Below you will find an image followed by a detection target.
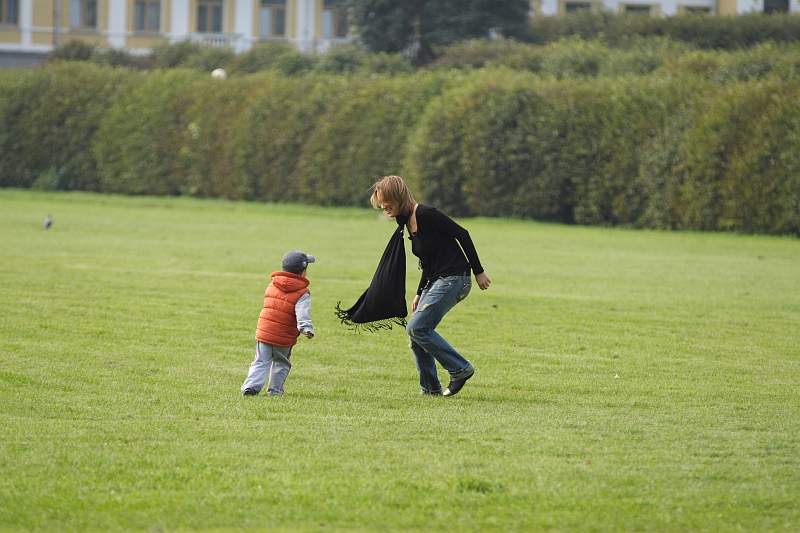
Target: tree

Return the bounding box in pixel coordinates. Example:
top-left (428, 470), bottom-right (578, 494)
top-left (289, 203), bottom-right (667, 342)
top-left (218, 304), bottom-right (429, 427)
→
top-left (347, 0), bottom-right (530, 65)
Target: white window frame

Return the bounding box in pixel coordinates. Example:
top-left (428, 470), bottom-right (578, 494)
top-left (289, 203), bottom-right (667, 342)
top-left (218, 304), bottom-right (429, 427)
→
top-left (197, 0), bottom-right (224, 33)
top-left (0, 0), bottom-right (20, 25)
top-left (134, 0), bottom-right (161, 32)
top-left (260, 0), bottom-right (287, 39)
top-left (70, 0), bottom-right (98, 29)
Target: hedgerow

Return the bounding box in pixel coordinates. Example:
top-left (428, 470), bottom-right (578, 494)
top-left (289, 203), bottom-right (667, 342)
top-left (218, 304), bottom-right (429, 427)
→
top-left (1, 57), bottom-right (798, 234)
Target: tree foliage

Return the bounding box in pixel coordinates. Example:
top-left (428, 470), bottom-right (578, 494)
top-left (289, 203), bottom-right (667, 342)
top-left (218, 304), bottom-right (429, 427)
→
top-left (347, 0), bottom-right (530, 64)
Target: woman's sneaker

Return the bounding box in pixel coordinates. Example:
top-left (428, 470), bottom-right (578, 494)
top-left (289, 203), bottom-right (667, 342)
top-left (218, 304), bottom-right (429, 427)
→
top-left (443, 367), bottom-right (475, 397)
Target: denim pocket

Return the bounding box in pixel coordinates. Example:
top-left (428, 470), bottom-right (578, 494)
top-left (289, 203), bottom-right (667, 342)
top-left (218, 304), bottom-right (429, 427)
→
top-left (456, 277), bottom-right (471, 302)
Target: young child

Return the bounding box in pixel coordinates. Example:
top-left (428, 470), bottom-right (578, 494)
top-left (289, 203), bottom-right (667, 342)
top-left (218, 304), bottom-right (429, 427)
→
top-left (241, 250), bottom-right (315, 396)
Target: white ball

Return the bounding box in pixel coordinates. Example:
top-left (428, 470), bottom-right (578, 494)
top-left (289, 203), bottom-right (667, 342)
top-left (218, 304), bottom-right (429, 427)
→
top-left (211, 68), bottom-right (227, 80)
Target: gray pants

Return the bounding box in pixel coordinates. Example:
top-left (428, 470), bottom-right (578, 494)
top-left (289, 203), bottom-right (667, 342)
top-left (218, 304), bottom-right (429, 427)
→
top-left (241, 341), bottom-right (292, 395)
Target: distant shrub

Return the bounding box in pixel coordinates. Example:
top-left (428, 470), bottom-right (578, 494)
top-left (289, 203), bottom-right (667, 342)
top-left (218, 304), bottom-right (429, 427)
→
top-left (313, 44), bottom-right (368, 74)
top-left (48, 40), bottom-right (96, 61)
top-left (2, 61), bottom-right (797, 234)
top-left (296, 72), bottom-right (452, 206)
top-left (529, 12), bottom-right (800, 49)
top-left (230, 42), bottom-right (316, 75)
top-left (674, 81), bottom-right (800, 233)
top-left (433, 36), bottom-right (691, 77)
top-left (0, 63), bottom-right (131, 190)
top-left (407, 71), bottom-right (715, 226)
top-left (150, 41), bottom-right (204, 68)
top-left (181, 46), bottom-right (236, 72)
top-left (91, 47), bottom-right (152, 69)
top-left (181, 76), bottom-right (269, 199)
top-left (660, 41), bottom-right (800, 82)
top-left (233, 76), bottom-right (333, 202)
top-left (360, 51), bottom-right (414, 75)
top-left (312, 44), bottom-right (412, 75)
top-left (431, 38), bottom-right (545, 71)
top-left (95, 69), bottom-right (201, 195)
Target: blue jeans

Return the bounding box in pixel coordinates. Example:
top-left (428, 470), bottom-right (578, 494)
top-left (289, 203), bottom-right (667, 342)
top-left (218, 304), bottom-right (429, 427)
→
top-left (406, 275), bottom-right (474, 394)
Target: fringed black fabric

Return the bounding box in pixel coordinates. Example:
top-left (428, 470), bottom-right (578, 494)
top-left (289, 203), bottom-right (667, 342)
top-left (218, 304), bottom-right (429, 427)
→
top-left (335, 220), bottom-right (408, 332)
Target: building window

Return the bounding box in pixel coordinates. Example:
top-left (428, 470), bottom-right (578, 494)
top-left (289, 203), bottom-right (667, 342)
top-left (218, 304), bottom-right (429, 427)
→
top-left (134, 0), bottom-right (160, 32)
top-left (198, 0), bottom-right (223, 33)
top-left (623, 3), bottom-right (652, 13)
top-left (70, 0), bottom-right (98, 29)
top-left (763, 0), bottom-right (789, 12)
top-left (260, 0), bottom-right (286, 38)
top-left (322, 0), bottom-right (348, 39)
top-left (565, 1), bottom-right (592, 12)
top-left (681, 5), bottom-right (711, 13)
top-left (0, 0), bottom-right (19, 25)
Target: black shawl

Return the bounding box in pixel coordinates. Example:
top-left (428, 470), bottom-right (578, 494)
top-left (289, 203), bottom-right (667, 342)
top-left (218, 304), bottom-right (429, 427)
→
top-left (335, 217), bottom-right (408, 332)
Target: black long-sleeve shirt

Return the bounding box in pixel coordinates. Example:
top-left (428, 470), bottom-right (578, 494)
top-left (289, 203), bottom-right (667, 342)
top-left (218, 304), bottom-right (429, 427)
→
top-left (408, 204), bottom-right (484, 295)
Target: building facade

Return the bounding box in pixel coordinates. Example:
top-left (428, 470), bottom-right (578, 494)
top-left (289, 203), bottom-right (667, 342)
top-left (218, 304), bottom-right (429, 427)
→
top-left (0, 0), bottom-right (350, 56)
top-left (531, 0), bottom-right (800, 16)
top-left (0, 0), bottom-right (798, 58)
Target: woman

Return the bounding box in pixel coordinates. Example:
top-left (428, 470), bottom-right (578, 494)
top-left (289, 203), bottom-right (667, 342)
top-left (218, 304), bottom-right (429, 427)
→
top-left (370, 175), bottom-right (491, 397)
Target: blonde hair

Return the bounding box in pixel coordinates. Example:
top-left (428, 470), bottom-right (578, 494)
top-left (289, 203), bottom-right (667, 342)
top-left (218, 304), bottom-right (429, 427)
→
top-left (369, 175), bottom-right (416, 215)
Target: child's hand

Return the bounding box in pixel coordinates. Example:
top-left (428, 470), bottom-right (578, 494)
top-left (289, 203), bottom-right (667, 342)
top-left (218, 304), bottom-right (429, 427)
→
top-left (302, 330), bottom-right (314, 339)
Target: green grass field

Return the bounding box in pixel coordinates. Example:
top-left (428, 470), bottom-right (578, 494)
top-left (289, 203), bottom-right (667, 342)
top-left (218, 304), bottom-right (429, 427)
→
top-left (1, 189), bottom-right (798, 531)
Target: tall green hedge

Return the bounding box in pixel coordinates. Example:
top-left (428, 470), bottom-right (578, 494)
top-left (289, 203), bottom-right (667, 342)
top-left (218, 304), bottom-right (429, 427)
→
top-left (675, 81), bottom-right (800, 233)
top-left (529, 12), bottom-right (800, 49)
top-left (181, 76), bottom-right (270, 199)
top-left (0, 63), bottom-right (131, 190)
top-left (1, 63), bottom-right (798, 235)
top-left (295, 72), bottom-right (453, 206)
top-left (94, 69), bottom-right (200, 195)
top-left (233, 75), bottom-right (334, 203)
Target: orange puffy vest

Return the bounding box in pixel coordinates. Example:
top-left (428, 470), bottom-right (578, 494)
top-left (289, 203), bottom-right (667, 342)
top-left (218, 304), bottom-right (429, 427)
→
top-left (255, 271), bottom-right (310, 347)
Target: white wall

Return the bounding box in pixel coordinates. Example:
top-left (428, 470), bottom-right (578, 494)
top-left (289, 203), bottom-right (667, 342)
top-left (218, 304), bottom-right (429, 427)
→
top-left (21, 0), bottom-right (33, 46)
top-left (295, 0), bottom-right (316, 52)
top-left (171, 0), bottom-right (190, 40)
top-left (234, 0), bottom-right (253, 51)
top-left (108, 0), bottom-right (126, 48)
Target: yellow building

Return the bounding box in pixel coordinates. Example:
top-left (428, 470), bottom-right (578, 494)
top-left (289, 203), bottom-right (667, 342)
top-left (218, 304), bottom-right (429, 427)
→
top-left (0, 0), bottom-right (350, 56)
top-left (1, 0), bottom-right (797, 59)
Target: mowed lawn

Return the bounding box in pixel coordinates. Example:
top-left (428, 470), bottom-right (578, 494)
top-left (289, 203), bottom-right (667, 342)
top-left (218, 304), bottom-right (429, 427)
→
top-left (1, 189), bottom-right (798, 531)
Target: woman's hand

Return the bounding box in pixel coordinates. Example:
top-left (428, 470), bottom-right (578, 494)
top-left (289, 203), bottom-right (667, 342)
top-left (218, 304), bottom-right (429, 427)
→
top-left (476, 272), bottom-right (492, 290)
top-left (412, 294), bottom-right (420, 312)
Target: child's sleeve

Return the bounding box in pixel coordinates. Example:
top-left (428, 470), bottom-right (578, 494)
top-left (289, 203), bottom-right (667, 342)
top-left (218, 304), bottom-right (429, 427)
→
top-left (295, 293), bottom-right (314, 334)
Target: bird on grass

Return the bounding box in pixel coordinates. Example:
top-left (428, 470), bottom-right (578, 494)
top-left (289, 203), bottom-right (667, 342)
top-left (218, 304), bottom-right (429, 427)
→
top-left (43, 215), bottom-right (53, 229)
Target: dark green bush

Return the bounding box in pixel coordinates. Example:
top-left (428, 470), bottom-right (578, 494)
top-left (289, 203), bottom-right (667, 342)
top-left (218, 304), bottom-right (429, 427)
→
top-left (660, 41), bottom-right (800, 82)
top-left (414, 70), bottom-right (566, 219)
top-left (359, 52), bottom-right (414, 75)
top-left (311, 44), bottom-right (412, 76)
top-left (229, 42), bottom-right (316, 75)
top-left (529, 12), bottom-right (800, 49)
top-left (48, 40), bottom-right (96, 61)
top-left (313, 44), bottom-right (369, 74)
top-left (0, 63), bottom-right (131, 190)
top-left (181, 76), bottom-right (270, 199)
top-left (233, 75), bottom-right (334, 202)
top-left (432, 36), bottom-right (691, 77)
top-left (431, 39), bottom-right (543, 70)
top-left (182, 46), bottom-right (236, 72)
top-left (150, 41), bottom-right (204, 68)
top-left (2, 61), bottom-right (797, 235)
top-left (407, 72), bottom-right (733, 228)
top-left (91, 47), bottom-right (152, 69)
top-left (675, 81), bottom-right (800, 233)
top-left (404, 72), bottom-right (475, 216)
top-left (295, 72), bottom-right (452, 206)
top-left (94, 69), bottom-right (201, 194)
